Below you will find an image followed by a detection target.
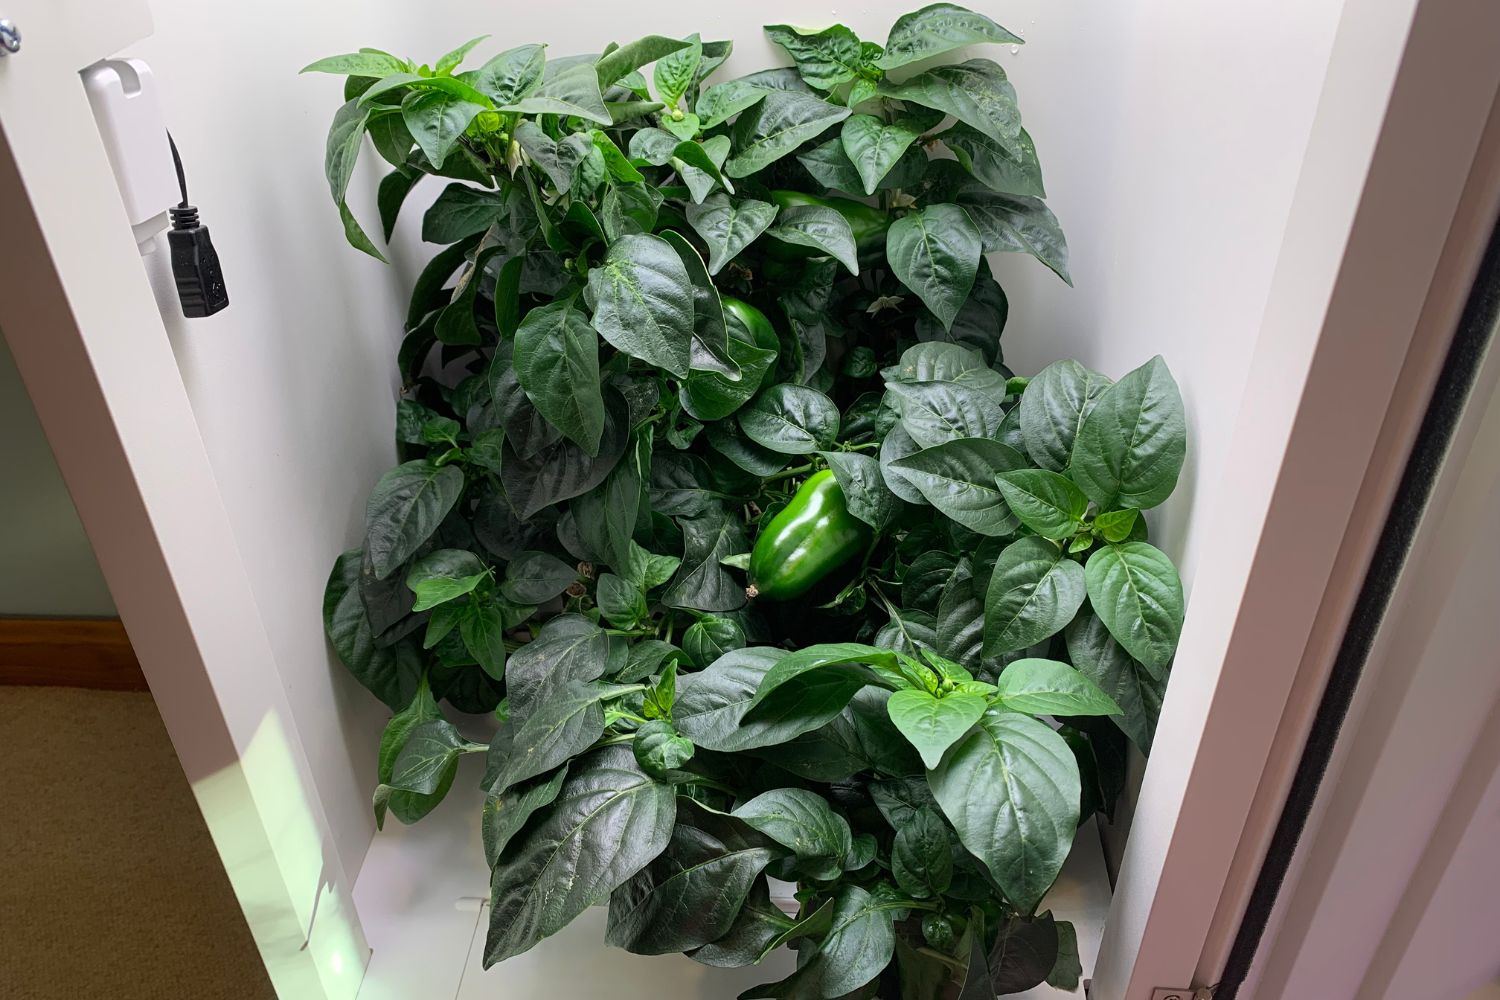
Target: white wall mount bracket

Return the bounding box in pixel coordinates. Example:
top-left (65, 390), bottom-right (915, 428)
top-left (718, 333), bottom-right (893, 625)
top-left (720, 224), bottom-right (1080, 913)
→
top-left (80, 58), bottom-right (177, 251)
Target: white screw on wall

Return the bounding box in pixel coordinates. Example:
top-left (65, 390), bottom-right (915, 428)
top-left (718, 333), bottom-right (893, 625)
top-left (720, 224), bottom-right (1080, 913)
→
top-left (0, 18), bottom-right (20, 56)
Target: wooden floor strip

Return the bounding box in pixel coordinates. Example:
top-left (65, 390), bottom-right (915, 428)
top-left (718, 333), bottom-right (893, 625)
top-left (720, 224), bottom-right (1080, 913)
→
top-left (0, 617), bottom-right (147, 690)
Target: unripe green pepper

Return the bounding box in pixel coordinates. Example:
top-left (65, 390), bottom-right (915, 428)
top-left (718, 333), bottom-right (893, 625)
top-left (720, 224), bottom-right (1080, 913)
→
top-left (749, 470), bottom-right (871, 601)
top-left (721, 296), bottom-right (781, 391)
top-left (768, 190), bottom-right (890, 256)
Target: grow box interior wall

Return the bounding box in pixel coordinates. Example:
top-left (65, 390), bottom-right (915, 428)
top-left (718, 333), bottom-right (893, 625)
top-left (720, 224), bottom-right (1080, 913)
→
top-left (0, 0), bottom-right (1397, 996)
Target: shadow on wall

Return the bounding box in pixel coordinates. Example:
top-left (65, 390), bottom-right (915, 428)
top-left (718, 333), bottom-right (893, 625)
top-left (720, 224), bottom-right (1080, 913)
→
top-left (0, 334), bottom-right (115, 617)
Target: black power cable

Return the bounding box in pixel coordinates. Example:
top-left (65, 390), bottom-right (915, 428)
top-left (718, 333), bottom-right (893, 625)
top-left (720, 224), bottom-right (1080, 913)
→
top-left (165, 131), bottom-right (228, 317)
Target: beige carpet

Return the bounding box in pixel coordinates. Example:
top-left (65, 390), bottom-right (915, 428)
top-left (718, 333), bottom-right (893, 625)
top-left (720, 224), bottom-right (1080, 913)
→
top-left (0, 687), bottom-right (275, 1000)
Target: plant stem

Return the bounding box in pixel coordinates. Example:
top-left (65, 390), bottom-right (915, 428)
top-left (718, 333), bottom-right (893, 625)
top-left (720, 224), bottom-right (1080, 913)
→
top-left (765, 462), bottom-right (814, 484)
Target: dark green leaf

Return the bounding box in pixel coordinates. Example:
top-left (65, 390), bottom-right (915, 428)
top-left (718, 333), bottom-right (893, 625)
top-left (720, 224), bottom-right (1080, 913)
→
top-left (631, 719), bottom-right (696, 778)
top-left (733, 788), bottom-right (852, 879)
top-left (943, 178), bottom-right (1072, 283)
top-left (983, 536), bottom-right (1087, 656)
top-left (514, 300), bottom-right (605, 455)
top-left (944, 123), bottom-right (1045, 197)
top-left (586, 233), bottom-right (694, 377)
top-left (1064, 608), bottom-right (1163, 753)
top-left (1047, 920), bottom-right (1083, 990)
top-left (461, 598), bottom-right (508, 680)
top-left (989, 912), bottom-right (1060, 994)
top-left (675, 647), bottom-right (860, 752)
top-left (879, 58), bottom-right (1021, 155)
top-left (482, 764), bottom-right (568, 865)
top-left (684, 615), bottom-right (746, 668)
top-left (595, 35), bottom-right (692, 88)
top-left (596, 573), bottom-right (647, 627)
top-left (746, 642), bottom-right (895, 713)
top-left (1017, 359), bottom-right (1111, 472)
top-left (663, 505), bottom-right (750, 612)
top-left (739, 886), bottom-right (895, 999)
top-left (513, 121), bottom-right (591, 193)
top-left (994, 469), bottom-right (1089, 540)
top-left (401, 89), bottom-right (486, 169)
top-left (374, 675), bottom-right (444, 827)
top-left (501, 390), bottom-right (630, 518)
top-left (889, 437), bottom-right (1027, 536)
top-left (497, 679), bottom-right (637, 790)
top-left (390, 718), bottom-right (475, 794)
top-left (484, 746), bottom-right (675, 964)
top-left (798, 137), bottom-right (865, 193)
top-left (467, 44), bottom-right (545, 104)
top-left (500, 59), bottom-right (611, 124)
top-left (504, 615), bottom-right (613, 718)
top-left (929, 712), bottom-right (1079, 912)
top-left (764, 23), bottom-right (863, 90)
top-left (1083, 541), bottom-right (1184, 675)
top-left (820, 451), bottom-right (901, 531)
top-left (766, 204), bottom-right (859, 274)
top-left (657, 230), bottom-right (738, 378)
top-left (696, 80), bottom-right (769, 129)
top-left (738, 384), bottom-right (840, 454)
top-left (886, 204), bottom-right (982, 330)
top-left (499, 550), bottom-right (578, 605)
top-left (607, 821), bottom-right (773, 954)
top-left (405, 549), bottom-right (487, 611)
top-left (892, 805), bottom-right (954, 898)
top-left (725, 90), bottom-right (851, 177)
top-left (1070, 356), bottom-right (1186, 510)
top-left (324, 551), bottom-right (423, 709)
top-left (364, 461), bottom-right (465, 579)
top-left (878, 4), bottom-right (1024, 69)
top-left (884, 380), bottom-right (1004, 448)
top-left (685, 193), bottom-right (778, 276)
top-left (378, 168), bottom-right (418, 242)
top-left (841, 113), bottom-right (927, 195)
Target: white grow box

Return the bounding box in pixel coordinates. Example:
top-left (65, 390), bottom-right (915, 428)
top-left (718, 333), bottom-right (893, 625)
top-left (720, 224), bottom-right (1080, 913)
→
top-left (3, 2), bottom-right (1500, 998)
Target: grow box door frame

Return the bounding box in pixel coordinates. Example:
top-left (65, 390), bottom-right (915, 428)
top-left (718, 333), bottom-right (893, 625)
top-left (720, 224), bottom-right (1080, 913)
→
top-left (1, 3), bottom-right (1498, 1000)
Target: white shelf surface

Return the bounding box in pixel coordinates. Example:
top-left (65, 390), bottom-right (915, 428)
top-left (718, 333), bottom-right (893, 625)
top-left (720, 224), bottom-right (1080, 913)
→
top-left (352, 755), bottom-right (1110, 999)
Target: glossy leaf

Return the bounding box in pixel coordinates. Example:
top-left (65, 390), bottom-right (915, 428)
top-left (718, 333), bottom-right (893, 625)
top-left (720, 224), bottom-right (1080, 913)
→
top-left (725, 90), bottom-right (850, 177)
top-left (586, 234), bottom-right (694, 377)
top-left (765, 205), bottom-right (859, 274)
top-left (879, 59), bottom-right (1022, 156)
top-left (484, 746), bottom-right (675, 964)
top-left (886, 204), bottom-right (982, 330)
top-left (887, 688), bottom-right (986, 769)
top-left (891, 805), bottom-right (954, 898)
top-left (992, 657), bottom-right (1121, 717)
top-left (1083, 541), bottom-right (1184, 675)
top-left (364, 461), bottom-right (465, 579)
top-left (994, 469), bottom-right (1089, 540)
top-left (889, 437), bottom-right (1027, 536)
top-left (928, 711), bottom-right (1079, 912)
top-left (1017, 359), bottom-right (1111, 472)
top-left (983, 536), bottom-right (1087, 656)
top-left (738, 384), bottom-right (840, 454)
top-left (1070, 356), bottom-right (1186, 510)
top-left (514, 300), bottom-right (604, 455)
top-left (878, 4), bottom-right (1024, 70)
top-left (684, 193), bottom-right (778, 276)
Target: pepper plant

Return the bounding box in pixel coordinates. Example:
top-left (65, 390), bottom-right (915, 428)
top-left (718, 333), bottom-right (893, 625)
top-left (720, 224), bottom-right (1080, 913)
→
top-left (309, 6), bottom-right (1187, 997)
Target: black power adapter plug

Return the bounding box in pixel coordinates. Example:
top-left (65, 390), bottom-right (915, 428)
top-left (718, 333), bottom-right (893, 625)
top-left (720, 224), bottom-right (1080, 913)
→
top-left (166, 133), bottom-right (228, 317)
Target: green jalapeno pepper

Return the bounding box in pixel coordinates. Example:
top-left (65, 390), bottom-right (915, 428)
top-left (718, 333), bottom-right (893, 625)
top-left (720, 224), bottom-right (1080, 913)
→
top-left (749, 470), bottom-right (872, 601)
